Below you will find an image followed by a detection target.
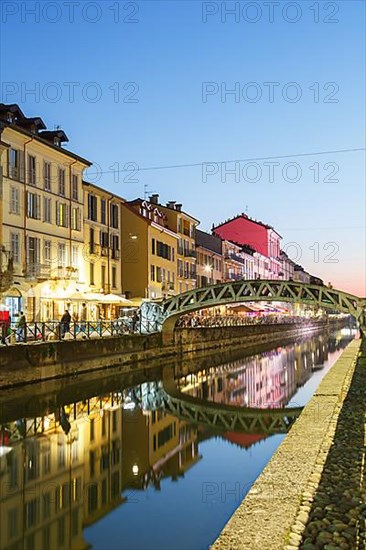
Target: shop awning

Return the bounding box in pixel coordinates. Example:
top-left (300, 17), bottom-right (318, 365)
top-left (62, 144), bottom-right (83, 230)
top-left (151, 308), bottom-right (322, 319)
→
top-left (99, 294), bottom-right (134, 306)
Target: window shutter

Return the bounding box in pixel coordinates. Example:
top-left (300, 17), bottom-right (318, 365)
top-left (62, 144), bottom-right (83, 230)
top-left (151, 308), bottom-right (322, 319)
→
top-left (65, 204), bottom-right (69, 228)
top-left (77, 208), bottom-right (81, 231)
top-left (56, 201), bottom-right (59, 225)
top-left (36, 195), bottom-right (40, 219)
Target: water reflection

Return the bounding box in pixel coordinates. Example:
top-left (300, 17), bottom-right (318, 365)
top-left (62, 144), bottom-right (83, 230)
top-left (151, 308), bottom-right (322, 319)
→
top-left (0, 328), bottom-right (356, 550)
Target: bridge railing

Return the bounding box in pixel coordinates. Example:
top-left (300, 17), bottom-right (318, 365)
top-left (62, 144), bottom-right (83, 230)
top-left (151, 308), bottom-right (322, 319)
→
top-left (175, 315), bottom-right (325, 329)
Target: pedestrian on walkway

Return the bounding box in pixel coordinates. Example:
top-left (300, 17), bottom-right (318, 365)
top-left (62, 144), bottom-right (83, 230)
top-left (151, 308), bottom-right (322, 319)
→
top-left (80, 302), bottom-right (87, 332)
top-left (60, 310), bottom-right (71, 338)
top-left (16, 311), bottom-right (26, 342)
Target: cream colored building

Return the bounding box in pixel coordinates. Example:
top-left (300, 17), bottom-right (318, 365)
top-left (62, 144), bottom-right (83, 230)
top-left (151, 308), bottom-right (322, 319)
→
top-left (0, 103), bottom-right (91, 322)
top-left (82, 181), bottom-right (124, 317)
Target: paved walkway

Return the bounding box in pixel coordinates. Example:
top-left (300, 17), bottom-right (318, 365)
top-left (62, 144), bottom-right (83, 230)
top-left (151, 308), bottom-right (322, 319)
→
top-left (298, 339), bottom-right (366, 549)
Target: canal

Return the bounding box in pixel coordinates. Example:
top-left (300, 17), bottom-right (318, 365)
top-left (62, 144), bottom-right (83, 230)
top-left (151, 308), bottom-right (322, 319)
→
top-left (0, 327), bottom-right (357, 550)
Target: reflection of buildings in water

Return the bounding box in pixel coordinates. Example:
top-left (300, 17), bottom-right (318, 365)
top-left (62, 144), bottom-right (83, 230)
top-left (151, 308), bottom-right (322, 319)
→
top-left (0, 395), bottom-right (124, 550)
top-left (122, 407), bottom-right (199, 492)
top-left (0, 394), bottom-right (200, 550)
top-left (176, 334), bottom-right (335, 410)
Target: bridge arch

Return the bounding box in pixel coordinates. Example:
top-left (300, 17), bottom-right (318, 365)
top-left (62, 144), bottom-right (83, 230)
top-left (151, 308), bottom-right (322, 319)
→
top-left (161, 280), bottom-right (365, 340)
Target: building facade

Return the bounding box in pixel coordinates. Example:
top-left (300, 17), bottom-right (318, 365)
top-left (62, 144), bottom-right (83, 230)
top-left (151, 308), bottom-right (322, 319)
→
top-left (82, 182), bottom-right (123, 297)
top-left (0, 103), bottom-right (91, 321)
top-left (196, 229), bottom-right (223, 286)
top-left (213, 213), bottom-right (282, 279)
top-left (129, 195), bottom-right (199, 294)
top-left (121, 201), bottom-right (178, 301)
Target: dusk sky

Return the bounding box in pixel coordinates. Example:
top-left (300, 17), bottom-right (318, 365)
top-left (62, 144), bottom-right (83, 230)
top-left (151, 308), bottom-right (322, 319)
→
top-left (1, 0), bottom-right (365, 295)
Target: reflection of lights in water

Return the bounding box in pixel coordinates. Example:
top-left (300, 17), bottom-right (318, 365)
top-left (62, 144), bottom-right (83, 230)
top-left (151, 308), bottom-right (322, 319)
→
top-left (294, 360), bottom-right (298, 371)
top-left (132, 464), bottom-right (139, 475)
top-left (99, 409), bottom-right (104, 418)
top-left (28, 460), bottom-right (33, 468)
top-left (123, 402), bottom-right (136, 410)
top-left (44, 417), bottom-right (50, 430)
top-left (285, 371), bottom-right (288, 382)
top-left (0, 446), bottom-right (13, 458)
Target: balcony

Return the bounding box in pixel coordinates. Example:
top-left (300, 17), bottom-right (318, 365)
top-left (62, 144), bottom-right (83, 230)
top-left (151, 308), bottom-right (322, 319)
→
top-left (53, 266), bottom-right (79, 280)
top-left (178, 245), bottom-right (184, 255)
top-left (111, 249), bottom-right (120, 260)
top-left (89, 243), bottom-right (100, 255)
top-left (184, 249), bottom-right (196, 258)
top-left (25, 264), bottom-right (51, 280)
top-left (101, 246), bottom-right (109, 257)
top-left (226, 272), bottom-right (243, 281)
top-left (162, 282), bottom-right (175, 293)
top-left (225, 252), bottom-right (245, 264)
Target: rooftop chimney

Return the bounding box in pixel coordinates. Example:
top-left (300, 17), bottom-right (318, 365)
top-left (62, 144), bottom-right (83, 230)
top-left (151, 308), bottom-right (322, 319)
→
top-left (167, 201), bottom-right (176, 209)
top-left (149, 194), bottom-right (159, 204)
top-left (175, 203), bottom-right (182, 212)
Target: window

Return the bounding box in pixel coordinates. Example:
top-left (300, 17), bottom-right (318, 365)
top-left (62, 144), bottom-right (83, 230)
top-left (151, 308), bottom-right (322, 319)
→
top-left (72, 174), bottom-right (78, 201)
top-left (8, 509), bottom-right (18, 540)
top-left (72, 246), bottom-right (79, 268)
top-left (43, 197), bottom-right (52, 223)
top-left (10, 187), bottom-right (19, 214)
top-left (100, 231), bottom-right (109, 248)
top-left (150, 265), bottom-right (155, 281)
top-left (27, 192), bottom-right (40, 219)
top-left (151, 238), bottom-right (155, 255)
top-left (88, 194), bottom-right (98, 221)
top-left (44, 162), bottom-right (51, 190)
top-left (56, 202), bottom-right (69, 227)
top-left (9, 148), bottom-right (21, 179)
top-left (58, 168), bottom-right (66, 196)
top-left (11, 233), bottom-right (20, 264)
top-left (58, 243), bottom-right (67, 267)
top-left (28, 155), bottom-right (36, 185)
top-left (112, 266), bottom-right (117, 288)
top-left (101, 199), bottom-right (106, 224)
top-left (71, 207), bottom-right (80, 230)
top-left (25, 498), bottom-right (39, 529)
top-left (44, 240), bottom-right (52, 265)
top-left (90, 263), bottom-right (95, 285)
top-left (156, 266), bottom-right (162, 283)
top-left (111, 234), bottom-right (119, 259)
top-left (27, 237), bottom-right (40, 268)
top-left (110, 203), bottom-right (119, 228)
top-left (101, 265), bottom-right (106, 287)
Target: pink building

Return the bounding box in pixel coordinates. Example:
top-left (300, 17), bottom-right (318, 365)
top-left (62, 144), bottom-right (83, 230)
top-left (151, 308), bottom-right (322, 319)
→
top-left (213, 213), bottom-right (282, 279)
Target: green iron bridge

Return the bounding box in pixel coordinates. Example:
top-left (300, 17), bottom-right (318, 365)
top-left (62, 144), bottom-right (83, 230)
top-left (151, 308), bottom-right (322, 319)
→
top-left (136, 371), bottom-right (303, 435)
top-left (157, 280), bottom-right (366, 338)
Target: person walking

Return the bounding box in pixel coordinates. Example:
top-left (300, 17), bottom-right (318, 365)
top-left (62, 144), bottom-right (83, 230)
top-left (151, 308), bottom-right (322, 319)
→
top-left (16, 311), bottom-right (26, 342)
top-left (60, 310), bottom-right (71, 339)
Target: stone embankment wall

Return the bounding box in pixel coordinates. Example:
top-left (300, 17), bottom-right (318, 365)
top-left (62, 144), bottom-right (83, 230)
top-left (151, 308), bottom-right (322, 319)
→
top-left (0, 321), bottom-right (329, 389)
top-left (212, 338), bottom-right (361, 550)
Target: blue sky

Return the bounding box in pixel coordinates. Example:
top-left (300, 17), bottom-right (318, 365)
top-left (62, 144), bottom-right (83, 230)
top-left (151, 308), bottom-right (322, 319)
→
top-left (1, 0), bottom-right (365, 294)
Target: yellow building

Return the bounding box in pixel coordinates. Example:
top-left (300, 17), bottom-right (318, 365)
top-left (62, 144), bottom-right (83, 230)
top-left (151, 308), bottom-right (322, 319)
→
top-left (121, 201), bottom-right (178, 301)
top-left (133, 195), bottom-right (199, 294)
top-left (0, 103), bottom-right (91, 322)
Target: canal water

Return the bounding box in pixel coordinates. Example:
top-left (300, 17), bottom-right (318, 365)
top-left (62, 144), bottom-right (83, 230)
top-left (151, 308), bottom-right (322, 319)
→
top-left (0, 327), bottom-right (357, 550)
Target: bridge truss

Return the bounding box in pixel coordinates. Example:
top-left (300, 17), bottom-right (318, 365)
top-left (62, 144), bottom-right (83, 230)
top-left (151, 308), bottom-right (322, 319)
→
top-left (162, 280), bottom-right (365, 324)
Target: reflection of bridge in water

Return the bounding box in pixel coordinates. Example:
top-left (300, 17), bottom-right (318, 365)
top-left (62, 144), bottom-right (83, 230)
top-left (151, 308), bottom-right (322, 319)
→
top-left (133, 369), bottom-right (303, 435)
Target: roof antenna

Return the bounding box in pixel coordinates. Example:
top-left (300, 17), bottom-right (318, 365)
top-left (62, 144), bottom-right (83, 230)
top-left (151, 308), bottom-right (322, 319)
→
top-left (245, 205), bottom-right (249, 215)
top-left (144, 184), bottom-right (149, 199)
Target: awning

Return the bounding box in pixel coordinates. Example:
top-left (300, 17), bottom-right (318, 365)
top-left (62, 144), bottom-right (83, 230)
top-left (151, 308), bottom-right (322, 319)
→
top-left (99, 294), bottom-right (134, 306)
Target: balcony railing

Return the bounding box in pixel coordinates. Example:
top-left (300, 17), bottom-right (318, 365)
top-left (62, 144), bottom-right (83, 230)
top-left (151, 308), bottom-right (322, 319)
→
top-left (111, 249), bottom-right (120, 260)
top-left (184, 249), bottom-right (196, 258)
top-left (101, 246), bottom-right (109, 257)
top-left (225, 252), bottom-right (245, 264)
top-left (89, 243), bottom-right (100, 255)
top-left (25, 264), bottom-right (51, 280)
